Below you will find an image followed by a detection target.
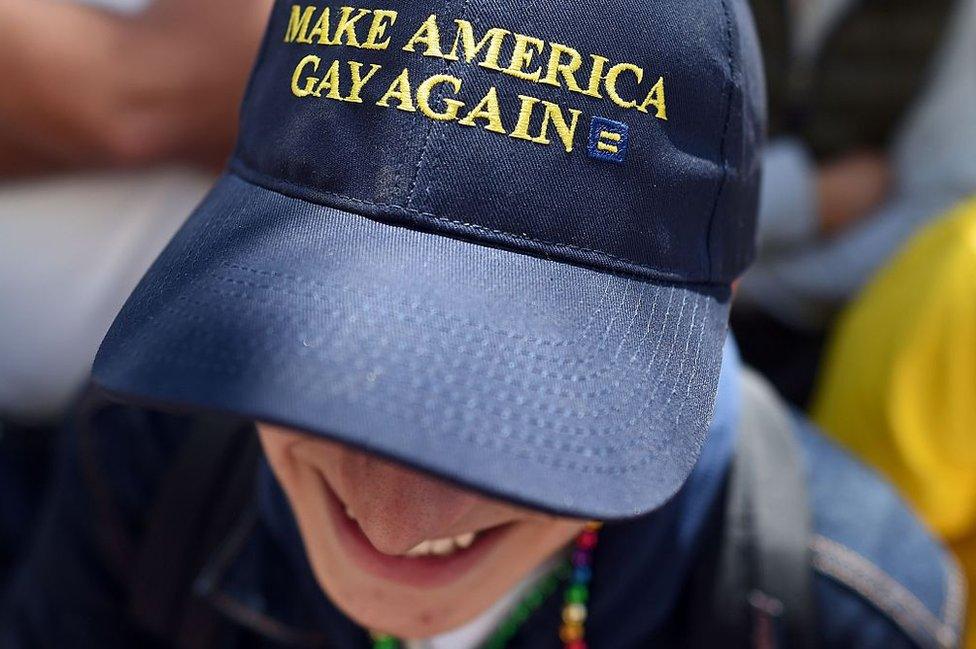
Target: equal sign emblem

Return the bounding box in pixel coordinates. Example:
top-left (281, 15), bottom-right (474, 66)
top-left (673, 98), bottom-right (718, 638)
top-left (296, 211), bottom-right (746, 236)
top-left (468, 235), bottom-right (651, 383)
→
top-left (587, 116), bottom-right (630, 164)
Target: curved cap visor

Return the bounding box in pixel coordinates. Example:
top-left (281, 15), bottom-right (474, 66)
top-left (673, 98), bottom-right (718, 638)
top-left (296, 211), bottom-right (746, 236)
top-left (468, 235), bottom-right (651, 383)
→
top-left (93, 174), bottom-right (731, 520)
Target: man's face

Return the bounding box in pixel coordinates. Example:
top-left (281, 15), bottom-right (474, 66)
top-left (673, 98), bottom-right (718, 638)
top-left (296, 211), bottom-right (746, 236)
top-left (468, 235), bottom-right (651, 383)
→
top-left (258, 423), bottom-right (586, 639)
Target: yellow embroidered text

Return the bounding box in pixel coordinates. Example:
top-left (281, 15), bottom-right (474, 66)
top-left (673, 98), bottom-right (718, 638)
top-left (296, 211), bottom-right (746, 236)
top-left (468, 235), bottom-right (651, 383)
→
top-left (284, 5), bottom-right (398, 50)
top-left (283, 6), bottom-right (668, 122)
top-left (291, 57), bottom-right (583, 153)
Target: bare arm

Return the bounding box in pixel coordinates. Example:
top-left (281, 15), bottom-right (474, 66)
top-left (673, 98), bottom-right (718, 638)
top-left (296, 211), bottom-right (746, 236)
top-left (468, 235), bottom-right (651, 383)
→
top-left (757, 138), bottom-right (892, 254)
top-left (0, 0), bottom-right (272, 176)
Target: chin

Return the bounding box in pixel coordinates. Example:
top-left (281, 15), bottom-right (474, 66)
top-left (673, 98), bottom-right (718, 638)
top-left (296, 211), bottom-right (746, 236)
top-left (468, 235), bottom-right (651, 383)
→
top-left (306, 550), bottom-right (503, 639)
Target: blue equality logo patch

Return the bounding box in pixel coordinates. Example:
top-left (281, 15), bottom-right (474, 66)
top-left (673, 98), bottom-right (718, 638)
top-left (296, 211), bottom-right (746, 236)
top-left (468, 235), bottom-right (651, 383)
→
top-left (587, 117), bottom-right (629, 164)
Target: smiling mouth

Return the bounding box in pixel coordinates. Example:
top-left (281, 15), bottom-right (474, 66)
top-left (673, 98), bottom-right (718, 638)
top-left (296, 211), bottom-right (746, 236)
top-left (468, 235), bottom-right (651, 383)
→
top-left (339, 503), bottom-right (479, 557)
top-left (319, 473), bottom-right (512, 588)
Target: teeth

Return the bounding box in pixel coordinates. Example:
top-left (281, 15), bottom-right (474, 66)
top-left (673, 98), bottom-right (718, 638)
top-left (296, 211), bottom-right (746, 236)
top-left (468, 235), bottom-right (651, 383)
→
top-left (345, 505), bottom-right (356, 521)
top-left (430, 539), bottom-right (455, 555)
top-left (405, 532), bottom-right (479, 558)
top-left (405, 540), bottom-right (433, 557)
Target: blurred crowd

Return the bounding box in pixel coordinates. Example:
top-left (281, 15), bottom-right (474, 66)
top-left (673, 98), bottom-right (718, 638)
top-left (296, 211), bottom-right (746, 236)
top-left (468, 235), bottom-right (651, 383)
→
top-left (0, 0), bottom-right (975, 646)
top-left (0, 0), bottom-right (273, 576)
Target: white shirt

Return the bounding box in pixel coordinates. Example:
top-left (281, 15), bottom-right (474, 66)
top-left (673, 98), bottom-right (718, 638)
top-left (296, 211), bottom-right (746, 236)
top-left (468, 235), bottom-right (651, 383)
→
top-left (0, 167), bottom-right (211, 420)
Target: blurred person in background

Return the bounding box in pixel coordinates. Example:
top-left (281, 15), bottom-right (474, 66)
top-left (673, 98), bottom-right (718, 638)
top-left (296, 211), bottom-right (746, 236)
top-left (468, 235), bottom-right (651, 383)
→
top-left (813, 196), bottom-right (976, 647)
top-left (0, 0), bottom-right (271, 578)
top-left (732, 0), bottom-right (976, 406)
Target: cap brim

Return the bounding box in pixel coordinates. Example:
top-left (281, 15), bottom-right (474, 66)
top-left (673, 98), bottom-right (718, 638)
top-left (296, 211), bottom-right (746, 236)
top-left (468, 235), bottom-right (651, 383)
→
top-left (93, 173), bottom-right (731, 520)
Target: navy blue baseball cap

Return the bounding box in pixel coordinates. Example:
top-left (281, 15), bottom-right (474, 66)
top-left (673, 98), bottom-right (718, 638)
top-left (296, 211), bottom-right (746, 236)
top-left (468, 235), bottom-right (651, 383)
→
top-left (93, 0), bottom-right (765, 520)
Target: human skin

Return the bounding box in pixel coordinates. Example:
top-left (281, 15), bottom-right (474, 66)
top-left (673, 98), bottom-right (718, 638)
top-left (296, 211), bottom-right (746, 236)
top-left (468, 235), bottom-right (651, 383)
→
top-left (0, 0), bottom-right (272, 176)
top-left (817, 150), bottom-right (892, 238)
top-left (258, 423), bottom-right (587, 640)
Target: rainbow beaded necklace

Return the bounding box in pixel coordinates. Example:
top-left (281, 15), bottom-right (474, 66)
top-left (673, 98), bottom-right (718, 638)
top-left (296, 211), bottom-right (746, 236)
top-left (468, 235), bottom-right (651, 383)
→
top-left (371, 522), bottom-right (601, 649)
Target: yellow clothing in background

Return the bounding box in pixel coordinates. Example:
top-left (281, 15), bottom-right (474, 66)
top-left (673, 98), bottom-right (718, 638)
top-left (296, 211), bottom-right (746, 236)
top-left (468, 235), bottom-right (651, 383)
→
top-left (813, 197), bottom-right (976, 647)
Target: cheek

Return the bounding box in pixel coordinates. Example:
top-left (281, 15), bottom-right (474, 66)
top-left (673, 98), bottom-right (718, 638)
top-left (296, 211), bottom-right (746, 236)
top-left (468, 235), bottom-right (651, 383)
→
top-left (261, 444), bottom-right (366, 615)
top-left (258, 430), bottom-right (339, 567)
top-left (262, 436), bottom-right (314, 508)
top-left (519, 520), bottom-right (587, 561)
top-left (258, 427), bottom-right (342, 512)
top-left (479, 519), bottom-right (586, 594)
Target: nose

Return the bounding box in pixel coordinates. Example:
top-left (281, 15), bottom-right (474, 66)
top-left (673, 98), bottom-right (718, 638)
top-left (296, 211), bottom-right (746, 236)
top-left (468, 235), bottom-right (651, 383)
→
top-left (334, 452), bottom-right (481, 555)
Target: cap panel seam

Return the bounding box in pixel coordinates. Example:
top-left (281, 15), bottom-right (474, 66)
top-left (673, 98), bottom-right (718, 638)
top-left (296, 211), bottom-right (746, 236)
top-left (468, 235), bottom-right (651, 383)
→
top-left (704, 0), bottom-right (737, 280)
top-left (227, 159), bottom-right (727, 287)
top-left (406, 0), bottom-right (474, 209)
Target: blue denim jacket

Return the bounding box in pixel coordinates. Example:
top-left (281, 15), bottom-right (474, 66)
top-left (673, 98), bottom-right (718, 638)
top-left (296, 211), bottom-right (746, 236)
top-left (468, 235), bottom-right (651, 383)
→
top-left (796, 416), bottom-right (964, 649)
top-left (0, 384), bottom-right (964, 648)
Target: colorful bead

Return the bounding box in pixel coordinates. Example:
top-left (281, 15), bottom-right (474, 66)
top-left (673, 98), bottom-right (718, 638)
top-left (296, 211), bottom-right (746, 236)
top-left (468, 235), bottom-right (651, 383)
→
top-left (571, 549), bottom-right (591, 567)
top-left (576, 530), bottom-right (598, 550)
top-left (565, 583), bottom-right (589, 604)
top-left (525, 589), bottom-right (545, 609)
top-left (559, 622), bottom-right (585, 643)
top-left (371, 634), bottom-right (399, 649)
top-left (562, 602), bottom-right (588, 624)
top-left (573, 565), bottom-right (592, 584)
